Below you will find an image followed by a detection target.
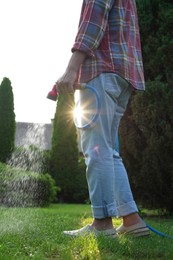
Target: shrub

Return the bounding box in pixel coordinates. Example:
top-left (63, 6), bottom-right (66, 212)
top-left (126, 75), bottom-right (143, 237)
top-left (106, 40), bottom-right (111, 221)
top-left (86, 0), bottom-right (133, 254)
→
top-left (0, 163), bottom-right (58, 207)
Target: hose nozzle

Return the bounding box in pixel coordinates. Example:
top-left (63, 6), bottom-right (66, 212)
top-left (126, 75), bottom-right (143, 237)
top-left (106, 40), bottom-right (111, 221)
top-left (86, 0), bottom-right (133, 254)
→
top-left (47, 84), bottom-right (58, 101)
top-left (47, 83), bottom-right (87, 101)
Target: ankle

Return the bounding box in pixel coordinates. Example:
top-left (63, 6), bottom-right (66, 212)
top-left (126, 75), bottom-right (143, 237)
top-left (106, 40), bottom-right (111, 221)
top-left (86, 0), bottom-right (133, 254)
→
top-left (123, 213), bottom-right (141, 227)
top-left (91, 217), bottom-right (114, 230)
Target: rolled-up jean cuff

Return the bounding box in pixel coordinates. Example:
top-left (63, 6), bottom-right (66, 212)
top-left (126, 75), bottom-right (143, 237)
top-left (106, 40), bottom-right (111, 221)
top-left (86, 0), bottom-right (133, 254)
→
top-left (91, 202), bottom-right (118, 219)
top-left (117, 200), bottom-right (138, 217)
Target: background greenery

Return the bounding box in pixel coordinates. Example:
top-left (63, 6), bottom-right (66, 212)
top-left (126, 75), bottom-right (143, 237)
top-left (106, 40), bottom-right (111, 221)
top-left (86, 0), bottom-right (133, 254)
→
top-left (119, 0), bottom-right (173, 214)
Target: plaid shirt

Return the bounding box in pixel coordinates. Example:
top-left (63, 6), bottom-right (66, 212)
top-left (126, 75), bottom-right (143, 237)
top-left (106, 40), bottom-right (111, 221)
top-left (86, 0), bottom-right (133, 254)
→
top-left (72, 0), bottom-right (145, 90)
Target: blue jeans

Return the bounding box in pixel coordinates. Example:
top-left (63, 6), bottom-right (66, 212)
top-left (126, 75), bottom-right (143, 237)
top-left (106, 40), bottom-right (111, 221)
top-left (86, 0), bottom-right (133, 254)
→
top-left (77, 73), bottom-right (138, 219)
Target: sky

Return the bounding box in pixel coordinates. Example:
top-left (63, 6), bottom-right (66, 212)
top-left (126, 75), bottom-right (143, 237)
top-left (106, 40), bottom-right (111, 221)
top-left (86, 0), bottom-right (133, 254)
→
top-left (0, 0), bottom-right (82, 124)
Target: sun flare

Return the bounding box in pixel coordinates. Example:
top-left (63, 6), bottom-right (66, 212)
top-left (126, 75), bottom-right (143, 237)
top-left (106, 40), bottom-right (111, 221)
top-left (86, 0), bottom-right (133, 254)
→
top-left (73, 90), bottom-right (94, 128)
top-left (73, 91), bottom-right (82, 126)
top-left (73, 105), bottom-right (84, 126)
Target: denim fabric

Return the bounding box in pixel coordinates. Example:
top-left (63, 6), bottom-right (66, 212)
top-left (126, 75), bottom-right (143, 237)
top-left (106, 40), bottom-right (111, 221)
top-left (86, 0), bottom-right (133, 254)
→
top-left (76, 73), bottom-right (138, 218)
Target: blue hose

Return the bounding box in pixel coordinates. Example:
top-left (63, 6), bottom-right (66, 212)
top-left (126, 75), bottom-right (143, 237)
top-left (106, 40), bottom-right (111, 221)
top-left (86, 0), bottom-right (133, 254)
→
top-left (146, 224), bottom-right (173, 239)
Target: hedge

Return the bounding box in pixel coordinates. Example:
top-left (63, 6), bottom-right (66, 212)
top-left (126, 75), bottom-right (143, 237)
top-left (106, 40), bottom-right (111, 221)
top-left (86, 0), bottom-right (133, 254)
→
top-left (0, 163), bottom-right (58, 207)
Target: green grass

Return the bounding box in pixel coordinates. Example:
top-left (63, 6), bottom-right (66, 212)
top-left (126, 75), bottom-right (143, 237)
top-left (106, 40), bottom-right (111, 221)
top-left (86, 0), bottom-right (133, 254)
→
top-left (0, 204), bottom-right (173, 260)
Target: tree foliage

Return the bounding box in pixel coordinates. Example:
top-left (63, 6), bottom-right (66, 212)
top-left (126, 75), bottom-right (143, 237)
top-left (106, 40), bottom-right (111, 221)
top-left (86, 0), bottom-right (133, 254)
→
top-left (0, 78), bottom-right (16, 162)
top-left (137, 0), bottom-right (173, 84)
top-left (119, 0), bottom-right (173, 214)
top-left (50, 94), bottom-right (88, 202)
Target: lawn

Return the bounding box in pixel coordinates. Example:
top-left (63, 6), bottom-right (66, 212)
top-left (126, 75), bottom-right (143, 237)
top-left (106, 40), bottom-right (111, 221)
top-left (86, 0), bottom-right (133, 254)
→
top-left (0, 204), bottom-right (173, 260)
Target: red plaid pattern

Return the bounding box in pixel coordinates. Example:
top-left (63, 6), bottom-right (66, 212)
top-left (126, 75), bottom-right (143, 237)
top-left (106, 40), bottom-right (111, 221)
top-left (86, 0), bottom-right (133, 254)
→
top-left (72, 0), bottom-right (145, 90)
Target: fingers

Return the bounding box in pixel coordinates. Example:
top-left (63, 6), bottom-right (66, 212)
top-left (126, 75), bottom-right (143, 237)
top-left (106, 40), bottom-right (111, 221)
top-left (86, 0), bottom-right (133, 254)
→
top-left (56, 69), bottom-right (78, 94)
top-left (56, 72), bottom-right (75, 94)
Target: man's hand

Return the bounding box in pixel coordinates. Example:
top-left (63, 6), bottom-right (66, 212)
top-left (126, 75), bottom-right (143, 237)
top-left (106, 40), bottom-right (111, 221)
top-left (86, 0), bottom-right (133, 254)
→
top-left (56, 51), bottom-right (86, 94)
top-left (56, 69), bottom-right (78, 94)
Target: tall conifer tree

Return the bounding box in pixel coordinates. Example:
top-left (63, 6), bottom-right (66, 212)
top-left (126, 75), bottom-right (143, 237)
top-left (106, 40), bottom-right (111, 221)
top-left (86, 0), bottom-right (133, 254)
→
top-left (0, 77), bottom-right (16, 162)
top-left (50, 93), bottom-right (79, 202)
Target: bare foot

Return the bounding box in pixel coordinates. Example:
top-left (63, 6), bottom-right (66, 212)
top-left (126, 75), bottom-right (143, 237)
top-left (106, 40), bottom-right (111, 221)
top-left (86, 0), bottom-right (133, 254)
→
top-left (123, 213), bottom-right (142, 227)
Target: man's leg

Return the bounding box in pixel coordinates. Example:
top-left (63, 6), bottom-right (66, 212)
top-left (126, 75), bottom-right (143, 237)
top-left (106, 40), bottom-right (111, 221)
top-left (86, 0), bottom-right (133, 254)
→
top-left (80, 73), bottom-right (138, 228)
top-left (63, 73), bottom-right (149, 236)
top-left (108, 75), bottom-right (150, 236)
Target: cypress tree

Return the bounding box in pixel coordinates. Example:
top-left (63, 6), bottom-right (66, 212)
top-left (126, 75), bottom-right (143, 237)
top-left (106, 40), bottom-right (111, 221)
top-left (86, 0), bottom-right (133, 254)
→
top-left (50, 93), bottom-right (79, 202)
top-left (0, 77), bottom-right (16, 162)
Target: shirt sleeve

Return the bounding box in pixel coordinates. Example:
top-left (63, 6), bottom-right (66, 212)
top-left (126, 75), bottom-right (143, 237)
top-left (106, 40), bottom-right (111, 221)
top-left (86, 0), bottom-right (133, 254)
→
top-left (72, 0), bottom-right (115, 57)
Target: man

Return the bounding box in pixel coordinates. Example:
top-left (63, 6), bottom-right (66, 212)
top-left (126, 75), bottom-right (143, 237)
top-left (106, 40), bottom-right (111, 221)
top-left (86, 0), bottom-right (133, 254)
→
top-left (55, 0), bottom-right (150, 237)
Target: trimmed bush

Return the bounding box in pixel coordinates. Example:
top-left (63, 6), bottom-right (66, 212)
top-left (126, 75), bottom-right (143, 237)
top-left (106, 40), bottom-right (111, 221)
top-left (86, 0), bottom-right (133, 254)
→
top-left (0, 163), bottom-right (58, 207)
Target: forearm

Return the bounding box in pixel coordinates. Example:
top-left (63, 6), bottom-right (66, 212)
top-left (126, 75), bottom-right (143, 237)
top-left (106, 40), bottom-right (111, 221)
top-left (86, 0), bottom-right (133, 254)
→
top-left (66, 50), bottom-right (86, 74)
top-left (56, 51), bottom-right (87, 93)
